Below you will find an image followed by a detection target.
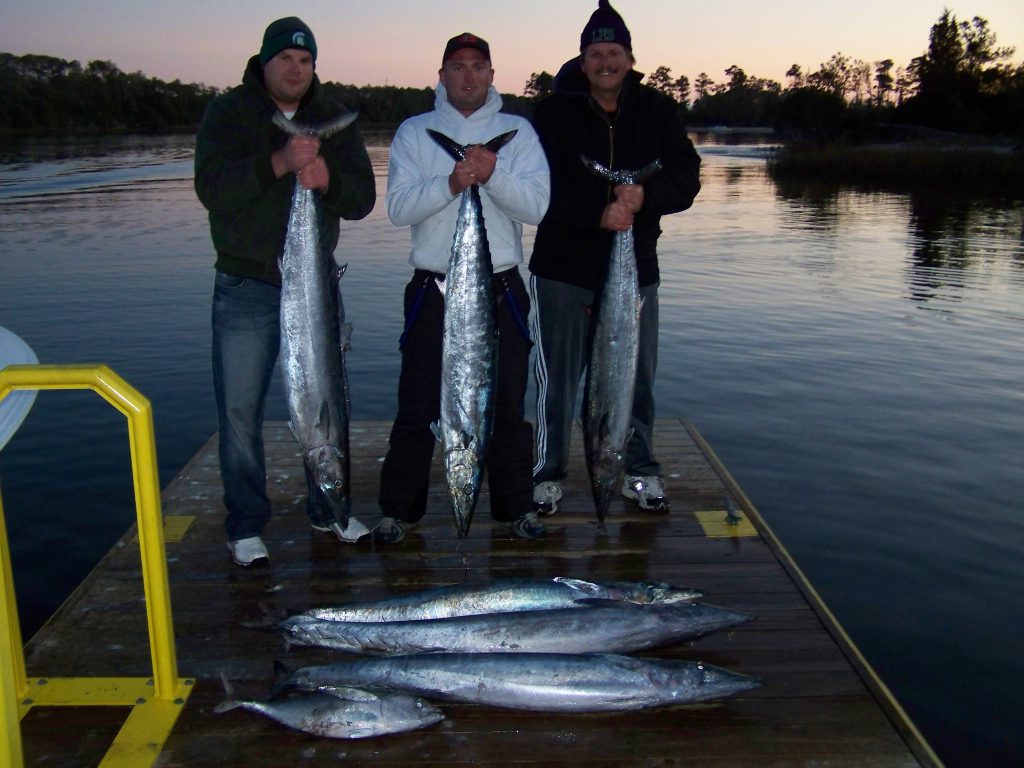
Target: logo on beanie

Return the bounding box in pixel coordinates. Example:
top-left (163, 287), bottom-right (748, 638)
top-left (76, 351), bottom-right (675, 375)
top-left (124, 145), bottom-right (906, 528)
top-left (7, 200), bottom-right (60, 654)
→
top-left (591, 27), bottom-right (617, 43)
top-left (292, 32), bottom-right (308, 48)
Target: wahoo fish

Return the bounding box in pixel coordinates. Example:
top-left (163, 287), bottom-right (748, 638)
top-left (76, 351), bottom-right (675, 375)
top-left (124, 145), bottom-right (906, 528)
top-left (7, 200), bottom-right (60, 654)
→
top-left (581, 156), bottom-right (663, 521)
top-left (427, 128), bottom-right (517, 538)
top-left (214, 672), bottom-right (442, 739)
top-left (274, 110), bottom-right (368, 543)
top-left (303, 576), bottom-right (704, 622)
top-left (279, 652), bottom-right (761, 712)
top-left (280, 600), bottom-right (753, 656)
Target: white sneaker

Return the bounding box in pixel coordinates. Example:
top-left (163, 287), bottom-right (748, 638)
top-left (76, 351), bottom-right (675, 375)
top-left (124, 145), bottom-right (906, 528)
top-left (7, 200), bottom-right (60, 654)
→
top-left (532, 481), bottom-right (563, 516)
top-left (227, 536), bottom-right (269, 566)
top-left (621, 476), bottom-right (670, 512)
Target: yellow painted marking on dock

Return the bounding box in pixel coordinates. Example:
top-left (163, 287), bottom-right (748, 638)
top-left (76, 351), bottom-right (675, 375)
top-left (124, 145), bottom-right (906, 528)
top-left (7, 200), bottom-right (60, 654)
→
top-left (694, 509), bottom-right (758, 538)
top-left (161, 516), bottom-right (194, 543)
top-left (129, 516), bottom-right (194, 544)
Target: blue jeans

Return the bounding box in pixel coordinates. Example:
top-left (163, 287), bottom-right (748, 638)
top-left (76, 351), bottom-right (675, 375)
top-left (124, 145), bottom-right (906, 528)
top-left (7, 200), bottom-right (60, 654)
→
top-left (212, 271), bottom-right (279, 541)
top-left (212, 272), bottom-right (343, 540)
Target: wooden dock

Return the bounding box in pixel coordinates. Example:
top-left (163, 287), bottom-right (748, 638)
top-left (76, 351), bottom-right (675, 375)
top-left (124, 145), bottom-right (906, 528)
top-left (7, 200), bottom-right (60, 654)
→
top-left (18, 419), bottom-right (940, 766)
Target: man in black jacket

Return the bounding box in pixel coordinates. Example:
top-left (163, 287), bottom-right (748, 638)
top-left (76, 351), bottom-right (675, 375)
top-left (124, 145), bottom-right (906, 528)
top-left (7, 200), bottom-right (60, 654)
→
top-left (528, 0), bottom-right (701, 517)
top-left (195, 17), bottom-right (375, 566)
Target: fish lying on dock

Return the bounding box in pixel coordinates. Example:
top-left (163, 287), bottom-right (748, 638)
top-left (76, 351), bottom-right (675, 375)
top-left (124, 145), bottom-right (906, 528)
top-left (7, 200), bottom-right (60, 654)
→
top-left (426, 128), bottom-right (517, 538)
top-left (303, 576), bottom-right (704, 622)
top-left (214, 673), bottom-right (443, 738)
top-left (580, 156), bottom-right (664, 521)
top-left (278, 652), bottom-right (761, 712)
top-left (273, 110), bottom-right (368, 543)
top-left (280, 600), bottom-right (753, 655)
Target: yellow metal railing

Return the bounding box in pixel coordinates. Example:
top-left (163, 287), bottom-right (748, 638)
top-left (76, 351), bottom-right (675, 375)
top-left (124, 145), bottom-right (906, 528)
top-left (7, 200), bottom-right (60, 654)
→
top-left (0, 364), bottom-right (193, 768)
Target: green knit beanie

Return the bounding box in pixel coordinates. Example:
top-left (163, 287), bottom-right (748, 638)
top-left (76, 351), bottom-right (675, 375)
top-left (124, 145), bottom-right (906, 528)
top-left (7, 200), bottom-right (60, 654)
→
top-left (259, 17), bottom-right (317, 65)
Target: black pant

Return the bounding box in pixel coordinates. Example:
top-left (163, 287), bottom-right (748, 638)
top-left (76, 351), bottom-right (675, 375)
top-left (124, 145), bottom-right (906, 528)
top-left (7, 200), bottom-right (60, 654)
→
top-left (379, 268), bottom-right (534, 524)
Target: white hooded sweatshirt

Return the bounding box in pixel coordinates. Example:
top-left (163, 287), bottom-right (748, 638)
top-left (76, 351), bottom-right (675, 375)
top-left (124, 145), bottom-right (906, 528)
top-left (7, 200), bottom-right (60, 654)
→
top-left (385, 82), bottom-right (550, 273)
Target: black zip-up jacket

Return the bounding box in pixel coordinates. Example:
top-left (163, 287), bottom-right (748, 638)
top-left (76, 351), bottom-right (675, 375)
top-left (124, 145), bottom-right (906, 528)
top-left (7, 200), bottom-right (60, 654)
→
top-left (528, 60), bottom-right (701, 291)
top-left (195, 56), bottom-right (375, 286)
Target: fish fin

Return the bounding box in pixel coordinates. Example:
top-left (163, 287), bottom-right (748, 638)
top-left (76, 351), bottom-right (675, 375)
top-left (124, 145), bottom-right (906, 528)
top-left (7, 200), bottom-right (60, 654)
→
top-left (460, 430), bottom-right (474, 450)
top-left (316, 401), bottom-right (332, 439)
top-left (287, 420), bottom-right (300, 443)
top-left (339, 322), bottom-right (353, 353)
top-left (430, 421), bottom-right (442, 441)
top-left (268, 660), bottom-right (295, 699)
top-left (213, 671), bottom-right (241, 713)
top-left (572, 598), bottom-right (627, 608)
top-left (426, 129), bottom-right (465, 161)
top-left (331, 517), bottom-right (369, 543)
top-left (238, 599), bottom-right (286, 629)
top-left (323, 686), bottom-right (384, 702)
top-left (483, 130), bottom-right (518, 153)
top-left (555, 576), bottom-right (602, 595)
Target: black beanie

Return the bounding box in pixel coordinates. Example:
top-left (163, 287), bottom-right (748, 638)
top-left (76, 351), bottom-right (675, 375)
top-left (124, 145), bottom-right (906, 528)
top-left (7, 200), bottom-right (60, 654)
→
top-left (259, 17), bottom-right (317, 65)
top-left (579, 0), bottom-right (632, 52)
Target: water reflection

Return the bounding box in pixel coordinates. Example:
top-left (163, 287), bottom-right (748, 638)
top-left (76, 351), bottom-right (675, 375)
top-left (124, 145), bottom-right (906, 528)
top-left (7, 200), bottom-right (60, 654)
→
top-left (1, 134), bottom-right (1023, 766)
top-left (769, 173), bottom-right (1024, 310)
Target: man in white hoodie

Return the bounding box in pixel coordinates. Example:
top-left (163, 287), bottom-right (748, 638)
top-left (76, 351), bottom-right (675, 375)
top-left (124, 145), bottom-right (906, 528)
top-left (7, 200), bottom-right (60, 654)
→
top-left (374, 33), bottom-right (551, 544)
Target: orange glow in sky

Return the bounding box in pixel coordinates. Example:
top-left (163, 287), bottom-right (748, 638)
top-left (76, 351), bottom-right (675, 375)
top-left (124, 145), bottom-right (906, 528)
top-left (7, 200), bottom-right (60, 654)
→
top-left (3, 1), bottom-right (1022, 94)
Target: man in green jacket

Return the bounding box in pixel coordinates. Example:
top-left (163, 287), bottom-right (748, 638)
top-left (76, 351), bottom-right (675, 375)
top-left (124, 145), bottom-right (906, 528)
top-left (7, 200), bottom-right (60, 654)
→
top-left (195, 17), bottom-right (375, 566)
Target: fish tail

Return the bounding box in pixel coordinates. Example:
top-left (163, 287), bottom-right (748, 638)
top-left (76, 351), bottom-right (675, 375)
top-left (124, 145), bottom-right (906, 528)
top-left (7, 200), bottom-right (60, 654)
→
top-left (427, 129), bottom-right (519, 160)
top-left (213, 671), bottom-right (242, 713)
top-left (482, 130), bottom-right (518, 153)
top-left (580, 155), bottom-right (663, 185)
top-left (272, 110), bottom-right (359, 138)
top-left (427, 129), bottom-right (466, 161)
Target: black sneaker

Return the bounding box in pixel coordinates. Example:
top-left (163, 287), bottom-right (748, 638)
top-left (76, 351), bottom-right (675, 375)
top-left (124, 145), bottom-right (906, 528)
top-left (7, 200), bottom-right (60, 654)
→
top-left (371, 517), bottom-right (407, 545)
top-left (510, 511), bottom-right (547, 540)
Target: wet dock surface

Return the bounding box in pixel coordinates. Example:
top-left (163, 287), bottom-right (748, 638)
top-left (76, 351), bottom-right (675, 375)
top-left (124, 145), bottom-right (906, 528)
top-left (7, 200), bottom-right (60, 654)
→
top-left (19, 419), bottom-right (937, 766)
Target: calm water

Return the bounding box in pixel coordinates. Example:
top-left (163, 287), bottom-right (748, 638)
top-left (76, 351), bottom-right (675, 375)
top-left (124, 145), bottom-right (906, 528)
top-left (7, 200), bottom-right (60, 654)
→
top-left (1, 132), bottom-right (1022, 766)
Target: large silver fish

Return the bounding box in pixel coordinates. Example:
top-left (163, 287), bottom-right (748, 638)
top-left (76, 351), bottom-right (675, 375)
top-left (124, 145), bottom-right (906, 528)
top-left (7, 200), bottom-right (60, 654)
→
top-left (426, 128), bottom-right (517, 538)
top-left (274, 111), bottom-right (367, 543)
top-left (303, 576), bottom-right (704, 622)
top-left (280, 600), bottom-right (753, 655)
top-left (280, 652), bottom-right (760, 712)
top-left (581, 156), bottom-right (663, 521)
top-left (214, 673), bottom-right (442, 739)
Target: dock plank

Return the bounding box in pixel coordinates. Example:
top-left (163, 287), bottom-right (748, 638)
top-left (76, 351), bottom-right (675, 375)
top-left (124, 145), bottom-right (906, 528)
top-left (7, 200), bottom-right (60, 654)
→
top-left (18, 419), bottom-right (939, 766)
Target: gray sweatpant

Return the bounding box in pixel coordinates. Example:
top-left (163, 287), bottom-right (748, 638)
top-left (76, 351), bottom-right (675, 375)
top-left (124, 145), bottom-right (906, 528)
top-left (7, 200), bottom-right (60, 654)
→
top-left (529, 274), bottom-right (661, 484)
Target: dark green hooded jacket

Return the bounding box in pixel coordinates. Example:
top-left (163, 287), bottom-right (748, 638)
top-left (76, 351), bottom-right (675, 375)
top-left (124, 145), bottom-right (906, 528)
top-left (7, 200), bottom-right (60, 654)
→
top-left (195, 55), bottom-right (375, 285)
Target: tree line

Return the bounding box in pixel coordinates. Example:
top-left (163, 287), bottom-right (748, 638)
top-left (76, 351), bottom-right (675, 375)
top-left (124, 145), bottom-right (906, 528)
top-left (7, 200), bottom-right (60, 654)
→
top-left (526, 10), bottom-right (1023, 140)
top-left (2, 10), bottom-right (1020, 141)
top-left (0, 53), bottom-right (533, 136)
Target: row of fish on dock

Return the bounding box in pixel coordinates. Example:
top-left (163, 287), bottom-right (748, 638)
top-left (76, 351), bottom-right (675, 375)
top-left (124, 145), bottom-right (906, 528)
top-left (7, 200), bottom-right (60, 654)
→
top-left (218, 577), bottom-right (761, 739)
top-left (276, 112), bottom-right (663, 539)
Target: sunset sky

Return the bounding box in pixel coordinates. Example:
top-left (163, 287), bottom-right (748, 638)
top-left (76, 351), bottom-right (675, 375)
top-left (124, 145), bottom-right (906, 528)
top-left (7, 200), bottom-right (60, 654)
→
top-left (3, 1), bottom-right (1022, 94)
